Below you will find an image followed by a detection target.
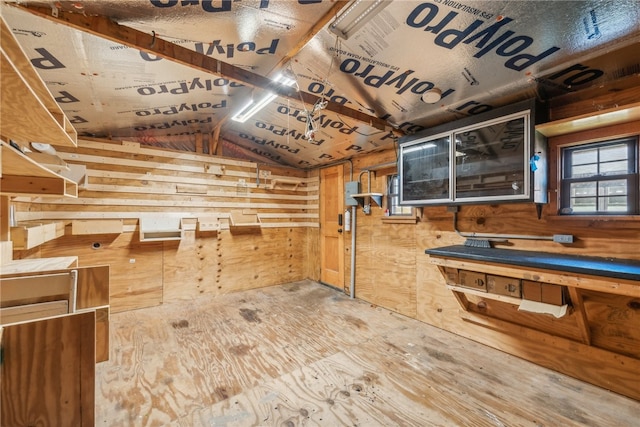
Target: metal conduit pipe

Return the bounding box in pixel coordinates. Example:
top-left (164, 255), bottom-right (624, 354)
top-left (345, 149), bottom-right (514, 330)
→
top-left (350, 205), bottom-right (356, 299)
top-left (318, 158), bottom-right (354, 181)
top-left (453, 211), bottom-right (554, 241)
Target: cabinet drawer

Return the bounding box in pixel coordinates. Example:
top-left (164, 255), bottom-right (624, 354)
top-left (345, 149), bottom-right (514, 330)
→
top-left (442, 267), bottom-right (459, 285)
top-left (458, 270), bottom-right (487, 292)
top-left (487, 275), bottom-right (521, 297)
top-left (522, 280), bottom-right (566, 305)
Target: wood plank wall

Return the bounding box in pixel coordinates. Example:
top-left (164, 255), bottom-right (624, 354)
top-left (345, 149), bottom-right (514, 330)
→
top-left (12, 138), bottom-right (320, 312)
top-left (344, 117), bottom-right (640, 400)
top-left (10, 104), bottom-right (639, 400)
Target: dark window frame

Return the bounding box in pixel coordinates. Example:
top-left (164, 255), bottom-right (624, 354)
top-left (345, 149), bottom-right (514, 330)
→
top-left (560, 137), bottom-right (639, 215)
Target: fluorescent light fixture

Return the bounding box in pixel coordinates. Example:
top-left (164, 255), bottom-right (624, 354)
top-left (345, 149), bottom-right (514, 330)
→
top-left (403, 143), bottom-right (436, 154)
top-left (329, 0), bottom-right (392, 40)
top-left (231, 75), bottom-right (295, 123)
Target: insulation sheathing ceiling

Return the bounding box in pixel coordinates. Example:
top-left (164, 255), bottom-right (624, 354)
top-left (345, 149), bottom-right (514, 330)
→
top-left (1, 1), bottom-right (639, 167)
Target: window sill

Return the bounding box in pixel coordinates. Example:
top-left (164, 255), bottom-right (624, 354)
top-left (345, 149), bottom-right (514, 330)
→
top-left (381, 215), bottom-right (419, 224)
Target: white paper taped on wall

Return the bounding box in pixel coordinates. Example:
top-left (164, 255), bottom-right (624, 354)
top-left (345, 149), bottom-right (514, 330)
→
top-left (518, 300), bottom-right (568, 318)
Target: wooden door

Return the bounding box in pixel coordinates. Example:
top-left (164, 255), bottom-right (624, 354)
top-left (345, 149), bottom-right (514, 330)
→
top-left (320, 165), bottom-right (345, 290)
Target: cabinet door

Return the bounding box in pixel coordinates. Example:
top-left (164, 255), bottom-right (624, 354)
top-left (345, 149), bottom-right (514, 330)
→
top-left (0, 312), bottom-right (95, 426)
top-left (400, 134), bottom-right (452, 204)
top-left (454, 114), bottom-right (529, 201)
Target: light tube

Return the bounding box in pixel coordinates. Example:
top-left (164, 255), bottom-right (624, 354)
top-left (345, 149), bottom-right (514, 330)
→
top-left (329, 0), bottom-right (392, 40)
top-left (231, 75), bottom-right (296, 123)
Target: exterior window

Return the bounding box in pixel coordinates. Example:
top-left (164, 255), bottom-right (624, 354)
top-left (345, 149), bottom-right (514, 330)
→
top-left (561, 137), bottom-right (638, 215)
top-left (387, 175), bottom-right (413, 215)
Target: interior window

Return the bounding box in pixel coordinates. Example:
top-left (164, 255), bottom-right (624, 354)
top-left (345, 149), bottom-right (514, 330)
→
top-left (387, 175), bottom-right (413, 216)
top-left (560, 137), bottom-right (638, 215)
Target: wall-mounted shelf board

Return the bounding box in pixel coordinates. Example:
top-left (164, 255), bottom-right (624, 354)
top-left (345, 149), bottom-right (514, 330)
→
top-left (139, 216), bottom-right (182, 242)
top-left (58, 164), bottom-right (87, 187)
top-left (351, 192), bottom-right (384, 207)
top-left (11, 221), bottom-right (65, 250)
top-left (71, 219), bottom-right (123, 235)
top-left (176, 184), bottom-right (208, 194)
top-left (0, 17), bottom-right (77, 147)
top-left (1, 141), bottom-right (78, 197)
top-left (229, 210), bottom-right (261, 232)
top-left (24, 151), bottom-right (69, 174)
top-left (269, 178), bottom-right (303, 190)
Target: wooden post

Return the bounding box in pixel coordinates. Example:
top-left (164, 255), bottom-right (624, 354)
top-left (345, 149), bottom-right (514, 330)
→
top-left (210, 126), bottom-right (221, 156)
top-left (195, 132), bottom-right (203, 154)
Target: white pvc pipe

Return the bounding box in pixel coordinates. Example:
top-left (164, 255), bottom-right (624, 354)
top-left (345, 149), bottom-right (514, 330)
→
top-left (350, 205), bottom-right (356, 299)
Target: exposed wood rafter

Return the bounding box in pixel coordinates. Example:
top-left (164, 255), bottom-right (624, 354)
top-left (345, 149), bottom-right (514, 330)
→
top-left (210, 126), bottom-right (222, 156)
top-left (269, 1), bottom-right (349, 74)
top-left (16, 5), bottom-right (388, 131)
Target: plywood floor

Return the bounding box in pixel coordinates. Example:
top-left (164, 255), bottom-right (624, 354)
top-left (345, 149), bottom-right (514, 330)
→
top-left (96, 280), bottom-right (639, 426)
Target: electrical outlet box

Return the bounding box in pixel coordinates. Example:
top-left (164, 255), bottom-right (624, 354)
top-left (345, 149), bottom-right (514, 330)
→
top-left (345, 181), bottom-right (360, 206)
top-left (553, 234), bottom-right (574, 244)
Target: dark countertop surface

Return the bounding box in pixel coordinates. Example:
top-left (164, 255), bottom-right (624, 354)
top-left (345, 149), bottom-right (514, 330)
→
top-left (425, 245), bottom-right (640, 282)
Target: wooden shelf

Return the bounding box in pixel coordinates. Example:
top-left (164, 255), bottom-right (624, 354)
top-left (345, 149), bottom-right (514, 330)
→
top-left (10, 221), bottom-right (66, 250)
top-left (229, 210), bottom-right (262, 232)
top-left (351, 192), bottom-right (384, 208)
top-left (139, 216), bottom-right (182, 242)
top-left (71, 219), bottom-right (123, 235)
top-left (0, 17), bottom-right (77, 147)
top-left (269, 178), bottom-right (303, 190)
top-left (1, 140), bottom-right (78, 197)
top-left (536, 102), bottom-right (640, 137)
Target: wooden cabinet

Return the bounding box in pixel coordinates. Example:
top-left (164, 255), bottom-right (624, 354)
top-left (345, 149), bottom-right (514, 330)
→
top-left (0, 15), bottom-right (103, 426)
top-left (0, 261), bottom-right (110, 425)
top-left (1, 312), bottom-right (95, 426)
top-left (0, 260), bottom-right (111, 362)
top-left (399, 99), bottom-right (548, 206)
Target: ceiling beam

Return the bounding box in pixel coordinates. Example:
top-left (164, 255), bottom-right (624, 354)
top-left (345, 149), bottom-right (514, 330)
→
top-left (269, 1), bottom-right (349, 74)
top-left (16, 5), bottom-right (388, 131)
